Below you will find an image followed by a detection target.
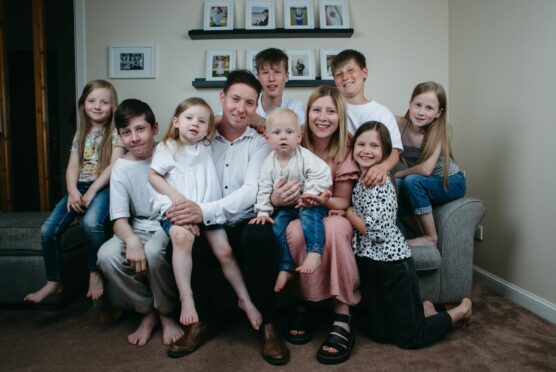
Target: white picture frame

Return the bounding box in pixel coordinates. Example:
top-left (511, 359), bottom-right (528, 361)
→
top-left (108, 45), bottom-right (155, 79)
top-left (320, 49), bottom-right (341, 80)
top-left (245, 0), bottom-right (275, 30)
top-left (287, 50), bottom-right (315, 80)
top-left (319, 0), bottom-right (350, 29)
top-left (245, 49), bottom-right (261, 75)
top-left (284, 0), bottom-right (314, 29)
top-left (203, 0), bottom-right (234, 31)
top-left (206, 50), bottom-right (236, 81)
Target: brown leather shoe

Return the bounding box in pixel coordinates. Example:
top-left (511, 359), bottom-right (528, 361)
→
top-left (260, 323), bottom-right (290, 365)
top-left (167, 321), bottom-right (216, 358)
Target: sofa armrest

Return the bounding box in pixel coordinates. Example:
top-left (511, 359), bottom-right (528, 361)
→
top-left (433, 197), bottom-right (486, 303)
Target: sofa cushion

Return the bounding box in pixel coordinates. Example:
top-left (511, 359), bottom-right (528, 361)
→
top-left (410, 245), bottom-right (441, 271)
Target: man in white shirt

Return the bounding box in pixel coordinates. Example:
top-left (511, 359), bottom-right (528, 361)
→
top-left (166, 70), bottom-right (290, 366)
top-left (249, 48), bottom-right (305, 133)
top-left (97, 99), bottom-right (184, 347)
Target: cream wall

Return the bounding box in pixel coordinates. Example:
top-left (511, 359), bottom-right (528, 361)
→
top-left (449, 0), bottom-right (556, 304)
top-left (82, 0), bottom-right (448, 127)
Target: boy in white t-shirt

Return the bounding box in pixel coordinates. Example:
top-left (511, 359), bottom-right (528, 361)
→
top-left (331, 49), bottom-right (403, 187)
top-left (97, 99), bottom-right (184, 347)
top-left (249, 48), bottom-right (305, 132)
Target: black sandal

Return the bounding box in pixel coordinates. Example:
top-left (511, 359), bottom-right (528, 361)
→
top-left (316, 313), bottom-right (355, 365)
top-left (284, 308), bottom-right (312, 345)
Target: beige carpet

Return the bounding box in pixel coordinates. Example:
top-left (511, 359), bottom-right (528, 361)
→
top-left (1, 282), bottom-right (555, 371)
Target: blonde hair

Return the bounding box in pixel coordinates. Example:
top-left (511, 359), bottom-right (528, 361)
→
top-left (163, 97), bottom-right (215, 146)
top-left (76, 79), bottom-right (118, 175)
top-left (404, 81), bottom-right (452, 187)
top-left (301, 85), bottom-right (349, 164)
top-left (266, 107), bottom-right (300, 130)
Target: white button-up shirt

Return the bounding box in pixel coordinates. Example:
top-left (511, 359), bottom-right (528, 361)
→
top-left (199, 127), bottom-right (270, 225)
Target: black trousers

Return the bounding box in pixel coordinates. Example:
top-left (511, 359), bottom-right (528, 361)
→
top-left (356, 256), bottom-right (453, 349)
top-left (191, 221), bottom-right (283, 324)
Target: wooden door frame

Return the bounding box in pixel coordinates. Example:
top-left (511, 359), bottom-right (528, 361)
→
top-left (0, 0), bottom-right (50, 212)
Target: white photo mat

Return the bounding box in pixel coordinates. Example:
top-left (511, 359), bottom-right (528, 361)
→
top-left (108, 45), bottom-right (155, 79)
top-left (206, 50), bottom-right (236, 81)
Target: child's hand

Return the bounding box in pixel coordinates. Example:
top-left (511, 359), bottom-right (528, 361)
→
top-left (125, 237), bottom-right (147, 275)
top-left (249, 216), bottom-right (275, 225)
top-left (296, 190), bottom-right (332, 208)
top-left (81, 189), bottom-right (97, 208)
top-left (363, 164), bottom-right (389, 188)
top-left (328, 209), bottom-right (346, 217)
top-left (67, 190), bottom-right (84, 213)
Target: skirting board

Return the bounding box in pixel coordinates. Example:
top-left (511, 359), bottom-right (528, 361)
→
top-left (473, 266), bottom-right (556, 325)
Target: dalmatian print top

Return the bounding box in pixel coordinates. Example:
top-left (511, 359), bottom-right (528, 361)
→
top-left (351, 178), bottom-right (411, 262)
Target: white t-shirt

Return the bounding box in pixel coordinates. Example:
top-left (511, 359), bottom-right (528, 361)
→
top-left (346, 100), bottom-right (403, 151)
top-left (150, 140), bottom-right (222, 216)
top-left (257, 95), bottom-right (305, 125)
top-left (109, 156), bottom-right (161, 232)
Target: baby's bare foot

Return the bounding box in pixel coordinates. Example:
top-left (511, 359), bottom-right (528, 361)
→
top-left (296, 252), bottom-right (322, 274)
top-left (24, 281), bottom-right (62, 304)
top-left (423, 300), bottom-right (438, 318)
top-left (238, 299), bottom-right (262, 330)
top-left (160, 313), bottom-right (184, 345)
top-left (86, 272), bottom-right (104, 300)
top-left (128, 311), bottom-right (158, 347)
top-left (180, 295), bottom-right (199, 326)
top-left (274, 270), bottom-right (294, 292)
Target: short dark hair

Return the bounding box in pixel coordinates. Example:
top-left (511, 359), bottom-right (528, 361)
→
top-left (114, 98), bottom-right (156, 131)
top-left (331, 49), bottom-right (367, 75)
top-left (223, 69), bottom-right (262, 97)
top-left (255, 48), bottom-right (288, 73)
top-left (351, 121), bottom-right (392, 161)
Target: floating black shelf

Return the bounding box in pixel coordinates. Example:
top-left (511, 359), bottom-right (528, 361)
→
top-left (192, 78), bottom-right (335, 89)
top-left (188, 28), bottom-right (353, 39)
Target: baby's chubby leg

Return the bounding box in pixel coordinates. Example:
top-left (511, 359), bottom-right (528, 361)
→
top-left (169, 225), bottom-right (197, 326)
top-left (205, 229), bottom-right (261, 330)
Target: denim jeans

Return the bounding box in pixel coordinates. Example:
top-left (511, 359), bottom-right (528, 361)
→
top-left (41, 182), bottom-right (110, 281)
top-left (397, 172), bottom-right (466, 218)
top-left (272, 206), bottom-right (328, 271)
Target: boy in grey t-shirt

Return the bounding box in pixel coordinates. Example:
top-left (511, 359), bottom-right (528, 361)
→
top-left (97, 99), bottom-right (185, 347)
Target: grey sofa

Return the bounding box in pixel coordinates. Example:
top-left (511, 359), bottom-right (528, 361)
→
top-left (411, 197), bottom-right (486, 304)
top-left (0, 212), bottom-right (88, 305)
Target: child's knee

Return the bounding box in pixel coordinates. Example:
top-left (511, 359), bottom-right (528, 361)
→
top-left (170, 227), bottom-right (194, 248)
top-left (213, 243), bottom-right (233, 262)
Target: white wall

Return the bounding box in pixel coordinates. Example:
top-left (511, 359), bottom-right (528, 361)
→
top-left (449, 0), bottom-right (556, 304)
top-left (82, 0), bottom-right (448, 128)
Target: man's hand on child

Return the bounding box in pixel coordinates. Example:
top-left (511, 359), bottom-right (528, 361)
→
top-left (271, 177), bottom-right (302, 207)
top-left (182, 224), bottom-right (200, 237)
top-left (166, 199), bottom-right (203, 225)
top-left (249, 216), bottom-right (275, 225)
top-left (363, 163), bottom-right (389, 188)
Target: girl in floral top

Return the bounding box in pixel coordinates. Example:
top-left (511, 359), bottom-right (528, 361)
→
top-left (344, 121), bottom-right (472, 349)
top-left (25, 80), bottom-right (125, 304)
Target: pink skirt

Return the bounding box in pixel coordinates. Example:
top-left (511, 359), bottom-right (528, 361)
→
top-left (286, 215), bottom-right (361, 306)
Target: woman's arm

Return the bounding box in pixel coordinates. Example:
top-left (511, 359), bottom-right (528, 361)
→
top-left (395, 143), bottom-right (441, 178)
top-left (82, 146), bottom-right (126, 207)
top-left (323, 179), bottom-right (353, 210)
top-left (345, 207), bottom-right (365, 235)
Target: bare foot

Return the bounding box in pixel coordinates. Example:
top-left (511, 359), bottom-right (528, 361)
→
top-left (24, 281), bottom-right (62, 304)
top-left (86, 272), bottom-right (104, 300)
top-left (406, 235), bottom-right (438, 247)
top-left (180, 295), bottom-right (199, 326)
top-left (296, 252), bottom-right (321, 274)
top-left (274, 270), bottom-right (294, 293)
top-left (160, 313), bottom-right (184, 345)
top-left (238, 299), bottom-right (262, 330)
top-left (448, 298), bottom-right (472, 326)
top-left (128, 311), bottom-right (158, 347)
top-left (423, 300), bottom-right (438, 318)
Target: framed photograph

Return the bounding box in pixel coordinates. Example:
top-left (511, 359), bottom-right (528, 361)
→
top-left (320, 49), bottom-right (341, 80)
top-left (108, 45), bottom-right (155, 79)
top-left (319, 0), bottom-right (350, 29)
top-left (284, 0), bottom-right (314, 29)
top-left (287, 50), bottom-right (315, 80)
top-left (206, 50), bottom-right (236, 81)
top-left (203, 0), bottom-right (234, 31)
top-left (246, 0), bottom-right (275, 30)
top-left (245, 49), bottom-right (261, 75)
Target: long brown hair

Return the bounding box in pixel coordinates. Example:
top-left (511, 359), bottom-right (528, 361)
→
top-left (163, 97), bottom-right (215, 146)
top-left (76, 79), bottom-right (118, 175)
top-left (404, 81), bottom-right (452, 187)
top-left (301, 85), bottom-right (349, 164)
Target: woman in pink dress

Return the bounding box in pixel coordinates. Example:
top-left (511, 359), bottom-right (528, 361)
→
top-left (271, 85), bottom-right (360, 364)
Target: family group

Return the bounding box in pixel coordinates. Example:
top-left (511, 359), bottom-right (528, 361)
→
top-left (24, 48), bottom-right (472, 366)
